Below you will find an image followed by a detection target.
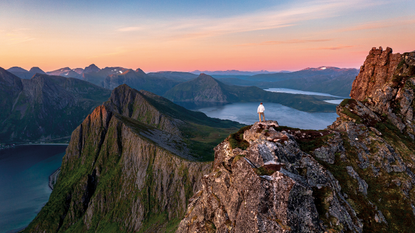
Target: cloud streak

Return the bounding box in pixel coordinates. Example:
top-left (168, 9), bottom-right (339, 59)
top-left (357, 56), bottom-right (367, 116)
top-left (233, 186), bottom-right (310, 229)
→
top-left (118, 27), bottom-right (143, 32)
top-left (118, 0), bottom-right (386, 41)
top-left (338, 18), bottom-right (415, 32)
top-left (0, 29), bottom-right (35, 45)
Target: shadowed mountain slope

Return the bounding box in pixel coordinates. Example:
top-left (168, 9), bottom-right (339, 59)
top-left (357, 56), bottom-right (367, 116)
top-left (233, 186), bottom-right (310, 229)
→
top-left (148, 71), bottom-right (197, 82)
top-left (103, 69), bottom-right (179, 96)
top-left (0, 69), bottom-right (111, 143)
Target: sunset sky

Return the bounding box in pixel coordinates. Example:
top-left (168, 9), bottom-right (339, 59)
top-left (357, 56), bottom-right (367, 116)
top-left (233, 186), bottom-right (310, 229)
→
top-left (1, 0), bottom-right (414, 72)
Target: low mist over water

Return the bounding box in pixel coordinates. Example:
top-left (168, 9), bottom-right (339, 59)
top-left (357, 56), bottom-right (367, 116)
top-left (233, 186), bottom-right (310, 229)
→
top-left (264, 88), bottom-right (346, 98)
top-left (196, 102), bottom-right (338, 130)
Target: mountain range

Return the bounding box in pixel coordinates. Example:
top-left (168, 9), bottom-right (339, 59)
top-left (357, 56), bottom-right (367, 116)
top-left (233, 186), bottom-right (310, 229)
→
top-left (7, 65), bottom-right (358, 97)
top-left (23, 47), bottom-right (415, 232)
top-left (191, 70), bottom-right (275, 75)
top-left (0, 68), bottom-right (111, 143)
top-left (1, 65), bottom-right (343, 143)
top-left (216, 66), bottom-right (359, 97)
top-left (7, 66), bottom-right (46, 79)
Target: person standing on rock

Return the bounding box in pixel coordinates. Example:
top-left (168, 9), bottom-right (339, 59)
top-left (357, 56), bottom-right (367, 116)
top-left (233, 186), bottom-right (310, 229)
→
top-left (257, 103), bottom-right (265, 122)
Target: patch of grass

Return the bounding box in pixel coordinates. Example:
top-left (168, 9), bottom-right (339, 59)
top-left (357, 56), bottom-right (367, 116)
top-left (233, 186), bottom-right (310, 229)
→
top-left (232, 154), bottom-right (246, 164)
top-left (297, 131), bottom-right (334, 154)
top-left (397, 58), bottom-right (406, 70)
top-left (254, 166), bottom-right (276, 176)
top-left (229, 125), bottom-right (252, 150)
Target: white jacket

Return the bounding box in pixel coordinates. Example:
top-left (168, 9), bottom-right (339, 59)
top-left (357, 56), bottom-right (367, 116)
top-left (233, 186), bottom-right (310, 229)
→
top-left (257, 104), bottom-right (265, 113)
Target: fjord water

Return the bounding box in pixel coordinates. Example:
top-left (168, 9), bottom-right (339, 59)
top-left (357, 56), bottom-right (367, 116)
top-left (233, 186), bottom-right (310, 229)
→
top-left (0, 145), bottom-right (67, 233)
top-left (196, 102), bottom-right (338, 130)
top-left (264, 87), bottom-right (346, 98)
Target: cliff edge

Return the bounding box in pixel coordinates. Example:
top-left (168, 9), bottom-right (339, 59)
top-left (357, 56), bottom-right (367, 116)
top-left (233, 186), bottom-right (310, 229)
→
top-left (178, 47), bottom-right (415, 232)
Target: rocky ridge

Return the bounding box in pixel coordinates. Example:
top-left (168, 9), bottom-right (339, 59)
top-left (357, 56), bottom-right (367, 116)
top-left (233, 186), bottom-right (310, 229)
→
top-left (24, 84), bottom-right (242, 233)
top-left (177, 47), bottom-right (415, 232)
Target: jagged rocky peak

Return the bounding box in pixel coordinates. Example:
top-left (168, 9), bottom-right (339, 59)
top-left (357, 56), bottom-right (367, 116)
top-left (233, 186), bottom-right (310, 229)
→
top-left (351, 47), bottom-right (402, 101)
top-left (344, 47), bottom-right (415, 136)
top-left (178, 121), bottom-right (362, 232)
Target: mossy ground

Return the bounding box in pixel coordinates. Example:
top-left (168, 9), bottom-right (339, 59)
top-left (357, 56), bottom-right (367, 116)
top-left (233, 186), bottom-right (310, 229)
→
top-left (228, 125), bottom-right (251, 150)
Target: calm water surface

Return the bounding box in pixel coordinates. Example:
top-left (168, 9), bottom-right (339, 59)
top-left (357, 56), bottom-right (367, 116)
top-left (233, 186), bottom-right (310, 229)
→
top-left (196, 102), bottom-right (338, 130)
top-left (0, 145), bottom-right (67, 233)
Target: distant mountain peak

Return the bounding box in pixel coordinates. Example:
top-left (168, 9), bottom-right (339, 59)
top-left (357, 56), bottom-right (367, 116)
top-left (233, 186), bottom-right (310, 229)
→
top-left (135, 68), bottom-right (146, 75)
top-left (84, 64), bottom-right (100, 74)
top-left (29, 67), bottom-right (45, 74)
top-left (196, 73), bottom-right (217, 82)
top-left (7, 66), bottom-right (28, 73)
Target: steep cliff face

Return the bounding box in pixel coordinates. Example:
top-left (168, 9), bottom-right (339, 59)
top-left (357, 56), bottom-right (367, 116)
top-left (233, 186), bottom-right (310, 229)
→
top-left (350, 47), bottom-right (415, 136)
top-left (24, 85), bottom-right (242, 233)
top-left (178, 48), bottom-right (415, 232)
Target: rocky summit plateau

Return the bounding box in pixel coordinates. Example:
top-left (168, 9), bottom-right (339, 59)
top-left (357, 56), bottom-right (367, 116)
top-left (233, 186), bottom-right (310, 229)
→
top-left (24, 47), bottom-right (415, 233)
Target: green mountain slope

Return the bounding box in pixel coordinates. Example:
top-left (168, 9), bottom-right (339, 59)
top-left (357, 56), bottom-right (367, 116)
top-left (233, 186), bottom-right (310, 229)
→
top-left (0, 69), bottom-right (111, 143)
top-left (23, 84), bottom-right (242, 233)
top-left (103, 69), bottom-right (179, 96)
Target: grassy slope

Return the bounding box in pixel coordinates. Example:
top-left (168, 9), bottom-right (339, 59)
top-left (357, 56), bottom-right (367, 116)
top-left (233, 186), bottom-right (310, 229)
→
top-left (139, 90), bottom-right (244, 161)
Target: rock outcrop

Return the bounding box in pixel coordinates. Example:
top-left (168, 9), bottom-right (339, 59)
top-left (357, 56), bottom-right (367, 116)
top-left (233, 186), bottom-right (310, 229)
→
top-left (178, 48), bottom-right (415, 232)
top-left (177, 121), bottom-right (361, 232)
top-left (350, 47), bottom-right (415, 136)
